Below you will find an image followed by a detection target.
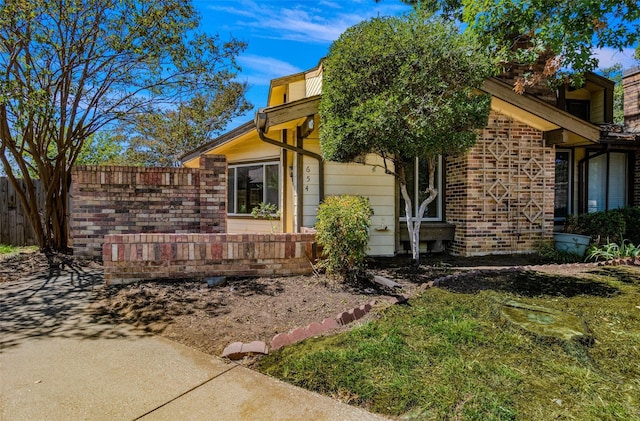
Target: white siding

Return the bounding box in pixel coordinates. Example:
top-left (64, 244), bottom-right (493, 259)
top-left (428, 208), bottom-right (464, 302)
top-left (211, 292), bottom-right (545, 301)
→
top-left (297, 144), bottom-right (396, 256)
top-left (306, 75), bottom-right (322, 97)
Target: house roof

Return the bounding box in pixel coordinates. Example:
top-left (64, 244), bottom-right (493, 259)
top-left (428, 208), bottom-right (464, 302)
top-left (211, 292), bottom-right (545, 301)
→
top-left (482, 77), bottom-right (601, 144)
top-left (180, 120), bottom-right (255, 166)
top-left (258, 95), bottom-right (321, 133)
top-left (182, 67), bottom-right (624, 165)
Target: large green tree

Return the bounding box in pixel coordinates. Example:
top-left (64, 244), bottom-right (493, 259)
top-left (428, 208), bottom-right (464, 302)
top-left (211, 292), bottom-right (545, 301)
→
top-left (395, 0), bottom-right (639, 88)
top-left (0, 0), bottom-right (249, 252)
top-left (601, 64), bottom-right (624, 125)
top-left (75, 132), bottom-right (127, 166)
top-left (320, 13), bottom-right (492, 265)
top-left (124, 91), bottom-right (250, 167)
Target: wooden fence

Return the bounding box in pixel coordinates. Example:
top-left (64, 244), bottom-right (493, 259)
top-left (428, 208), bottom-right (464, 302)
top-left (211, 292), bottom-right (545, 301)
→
top-left (0, 177), bottom-right (44, 246)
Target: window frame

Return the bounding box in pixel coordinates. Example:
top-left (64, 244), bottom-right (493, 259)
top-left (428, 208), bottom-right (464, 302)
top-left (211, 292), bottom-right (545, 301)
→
top-left (554, 149), bottom-right (573, 222)
top-left (227, 161), bottom-right (280, 216)
top-left (579, 150), bottom-right (630, 214)
top-left (399, 156), bottom-right (443, 222)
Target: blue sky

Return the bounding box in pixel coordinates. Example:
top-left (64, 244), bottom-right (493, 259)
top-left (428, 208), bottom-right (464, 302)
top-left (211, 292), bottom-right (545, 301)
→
top-left (193, 0), bottom-right (639, 127)
top-left (194, 0), bottom-right (412, 121)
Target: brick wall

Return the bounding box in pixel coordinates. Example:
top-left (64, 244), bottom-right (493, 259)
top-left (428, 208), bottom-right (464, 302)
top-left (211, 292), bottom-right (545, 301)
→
top-left (623, 67), bottom-right (640, 132)
top-left (496, 50), bottom-right (557, 105)
top-left (103, 233), bottom-right (316, 285)
top-left (71, 156), bottom-right (227, 257)
top-left (445, 111), bottom-right (555, 256)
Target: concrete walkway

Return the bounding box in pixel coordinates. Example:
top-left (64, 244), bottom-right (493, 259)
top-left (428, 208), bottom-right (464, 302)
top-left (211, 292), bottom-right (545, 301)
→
top-left (0, 263), bottom-right (388, 421)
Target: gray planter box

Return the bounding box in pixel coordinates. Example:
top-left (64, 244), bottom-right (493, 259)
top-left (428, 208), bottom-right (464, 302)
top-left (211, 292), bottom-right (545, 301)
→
top-left (553, 232), bottom-right (591, 257)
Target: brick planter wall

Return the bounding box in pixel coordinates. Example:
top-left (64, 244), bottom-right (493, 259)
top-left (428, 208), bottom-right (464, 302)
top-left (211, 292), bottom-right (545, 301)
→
top-left (71, 156), bottom-right (227, 257)
top-left (446, 111), bottom-right (555, 256)
top-left (103, 233), bottom-right (316, 285)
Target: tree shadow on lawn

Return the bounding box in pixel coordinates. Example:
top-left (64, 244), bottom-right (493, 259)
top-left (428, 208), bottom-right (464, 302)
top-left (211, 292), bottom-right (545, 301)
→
top-left (435, 270), bottom-right (621, 298)
top-left (588, 267), bottom-right (640, 285)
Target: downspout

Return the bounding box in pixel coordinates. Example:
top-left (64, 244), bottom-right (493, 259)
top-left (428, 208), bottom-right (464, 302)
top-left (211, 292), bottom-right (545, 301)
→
top-left (255, 111), bottom-right (325, 202)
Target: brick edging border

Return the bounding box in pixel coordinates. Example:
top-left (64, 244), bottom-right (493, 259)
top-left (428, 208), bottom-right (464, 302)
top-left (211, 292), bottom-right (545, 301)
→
top-left (221, 293), bottom-right (410, 360)
top-left (221, 257), bottom-right (640, 360)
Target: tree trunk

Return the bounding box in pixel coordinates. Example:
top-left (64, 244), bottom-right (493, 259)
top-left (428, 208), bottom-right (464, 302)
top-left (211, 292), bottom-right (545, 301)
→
top-left (398, 157), bottom-right (438, 267)
top-left (0, 143), bottom-right (70, 252)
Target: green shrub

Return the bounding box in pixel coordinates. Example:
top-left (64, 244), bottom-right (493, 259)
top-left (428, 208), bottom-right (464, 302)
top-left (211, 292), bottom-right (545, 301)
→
top-left (315, 195), bottom-right (373, 277)
top-left (616, 207), bottom-right (640, 245)
top-left (251, 202), bottom-right (281, 233)
top-left (565, 211), bottom-right (626, 245)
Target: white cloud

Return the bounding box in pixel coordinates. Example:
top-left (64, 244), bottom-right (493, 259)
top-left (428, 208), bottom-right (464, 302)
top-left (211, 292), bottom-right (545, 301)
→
top-left (206, 0), bottom-right (411, 44)
top-left (594, 47), bottom-right (639, 71)
top-left (237, 55), bottom-right (302, 86)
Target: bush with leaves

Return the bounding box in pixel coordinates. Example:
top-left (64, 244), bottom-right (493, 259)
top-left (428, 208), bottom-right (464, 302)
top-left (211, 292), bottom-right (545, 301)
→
top-left (315, 195), bottom-right (373, 278)
top-left (564, 212), bottom-right (625, 245)
top-left (535, 242), bottom-right (584, 264)
top-left (251, 202), bottom-right (281, 233)
top-left (616, 207), bottom-right (640, 245)
top-left (565, 207), bottom-right (640, 245)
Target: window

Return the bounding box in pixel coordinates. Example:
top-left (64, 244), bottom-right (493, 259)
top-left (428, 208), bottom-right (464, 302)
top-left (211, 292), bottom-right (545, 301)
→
top-left (554, 150), bottom-right (571, 220)
top-left (566, 99), bottom-right (590, 121)
top-left (581, 151), bottom-right (628, 213)
top-left (228, 162), bottom-right (279, 215)
top-left (399, 157), bottom-right (442, 221)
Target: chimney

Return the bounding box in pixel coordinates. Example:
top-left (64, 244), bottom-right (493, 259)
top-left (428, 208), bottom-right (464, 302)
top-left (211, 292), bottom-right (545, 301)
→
top-left (623, 66), bottom-right (640, 132)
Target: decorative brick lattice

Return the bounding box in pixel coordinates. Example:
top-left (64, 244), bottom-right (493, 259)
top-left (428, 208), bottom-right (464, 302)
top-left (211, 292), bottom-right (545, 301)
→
top-left (445, 111), bottom-right (555, 256)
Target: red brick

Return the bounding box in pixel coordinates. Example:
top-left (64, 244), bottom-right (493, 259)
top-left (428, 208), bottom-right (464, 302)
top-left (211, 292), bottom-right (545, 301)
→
top-left (337, 311), bottom-right (355, 325)
top-left (306, 322), bottom-right (323, 336)
top-left (270, 333), bottom-right (292, 350)
top-left (221, 342), bottom-right (244, 360)
top-left (289, 327), bottom-right (309, 343)
top-left (240, 341), bottom-right (268, 355)
top-left (321, 317), bottom-right (339, 331)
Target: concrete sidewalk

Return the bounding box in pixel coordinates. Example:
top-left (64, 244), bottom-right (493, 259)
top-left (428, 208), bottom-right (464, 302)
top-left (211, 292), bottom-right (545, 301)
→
top-left (1, 262), bottom-right (388, 420)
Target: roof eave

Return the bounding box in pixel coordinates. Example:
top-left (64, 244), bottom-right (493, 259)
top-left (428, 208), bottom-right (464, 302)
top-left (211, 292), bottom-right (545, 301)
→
top-left (179, 120), bottom-right (255, 165)
top-left (482, 77), bottom-right (601, 142)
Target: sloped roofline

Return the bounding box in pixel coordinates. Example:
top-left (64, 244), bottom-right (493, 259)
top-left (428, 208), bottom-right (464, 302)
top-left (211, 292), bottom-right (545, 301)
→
top-left (179, 120), bottom-right (255, 165)
top-left (482, 77), bottom-right (601, 142)
top-left (266, 58), bottom-right (324, 106)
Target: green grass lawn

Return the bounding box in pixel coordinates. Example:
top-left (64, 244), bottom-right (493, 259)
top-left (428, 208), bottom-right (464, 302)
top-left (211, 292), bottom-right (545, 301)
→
top-left (258, 267), bottom-right (640, 420)
top-left (0, 244), bottom-right (37, 254)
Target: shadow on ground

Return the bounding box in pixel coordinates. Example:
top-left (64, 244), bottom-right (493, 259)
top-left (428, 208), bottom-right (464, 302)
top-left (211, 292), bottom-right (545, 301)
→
top-left (0, 262), bottom-right (148, 352)
top-left (435, 270), bottom-right (620, 298)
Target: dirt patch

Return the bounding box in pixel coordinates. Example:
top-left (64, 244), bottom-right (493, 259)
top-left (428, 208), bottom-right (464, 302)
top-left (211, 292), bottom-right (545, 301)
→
top-left (0, 251), bottom-right (50, 283)
top-left (91, 275), bottom-right (414, 356)
top-left (5, 250), bottom-right (619, 358)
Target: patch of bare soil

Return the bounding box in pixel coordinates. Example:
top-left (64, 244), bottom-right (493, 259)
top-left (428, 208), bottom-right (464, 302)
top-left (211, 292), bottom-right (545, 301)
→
top-left (92, 276), bottom-right (414, 356)
top-left (6, 250), bottom-right (612, 358)
top-left (0, 250), bottom-right (49, 283)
